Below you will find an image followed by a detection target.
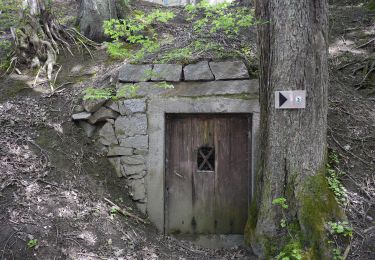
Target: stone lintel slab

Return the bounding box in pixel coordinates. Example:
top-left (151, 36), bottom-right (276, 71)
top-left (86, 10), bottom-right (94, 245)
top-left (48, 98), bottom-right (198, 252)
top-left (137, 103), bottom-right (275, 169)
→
top-left (209, 61), bottom-right (249, 80)
top-left (151, 64), bottom-right (182, 82)
top-left (165, 80), bottom-right (258, 98)
top-left (118, 64), bottom-right (153, 82)
top-left (135, 82), bottom-right (171, 96)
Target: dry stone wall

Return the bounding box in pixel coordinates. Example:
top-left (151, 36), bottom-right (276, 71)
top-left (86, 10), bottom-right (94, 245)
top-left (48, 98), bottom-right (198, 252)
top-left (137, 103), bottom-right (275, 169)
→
top-left (72, 60), bottom-right (254, 214)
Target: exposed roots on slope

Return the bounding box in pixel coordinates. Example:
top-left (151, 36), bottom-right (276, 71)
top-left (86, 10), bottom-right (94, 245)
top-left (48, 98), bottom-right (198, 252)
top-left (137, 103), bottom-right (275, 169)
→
top-left (9, 6), bottom-right (98, 90)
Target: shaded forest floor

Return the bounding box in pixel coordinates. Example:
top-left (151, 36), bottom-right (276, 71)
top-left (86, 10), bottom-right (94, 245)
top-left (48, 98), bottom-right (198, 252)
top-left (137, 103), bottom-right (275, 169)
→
top-left (0, 1), bottom-right (374, 259)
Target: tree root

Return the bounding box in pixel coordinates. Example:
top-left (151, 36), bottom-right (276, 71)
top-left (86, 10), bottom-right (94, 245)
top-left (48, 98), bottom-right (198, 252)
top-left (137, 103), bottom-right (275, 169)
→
top-left (9, 3), bottom-right (99, 90)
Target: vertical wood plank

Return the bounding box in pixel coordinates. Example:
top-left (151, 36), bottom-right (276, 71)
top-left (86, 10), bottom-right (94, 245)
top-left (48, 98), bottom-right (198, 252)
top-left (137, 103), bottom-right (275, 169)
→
top-left (191, 116), bottom-right (215, 234)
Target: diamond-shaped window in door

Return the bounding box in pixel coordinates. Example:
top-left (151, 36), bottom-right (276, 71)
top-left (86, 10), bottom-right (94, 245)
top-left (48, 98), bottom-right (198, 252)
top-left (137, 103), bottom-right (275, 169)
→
top-left (197, 146), bottom-right (215, 171)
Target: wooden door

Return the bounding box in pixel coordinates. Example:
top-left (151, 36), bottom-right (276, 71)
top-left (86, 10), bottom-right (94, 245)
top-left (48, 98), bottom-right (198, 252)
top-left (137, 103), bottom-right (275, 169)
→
top-left (165, 114), bottom-right (251, 235)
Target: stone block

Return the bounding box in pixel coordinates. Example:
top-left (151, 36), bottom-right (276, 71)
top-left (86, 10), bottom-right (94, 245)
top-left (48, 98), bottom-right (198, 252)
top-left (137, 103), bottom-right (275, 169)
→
top-left (122, 164), bottom-right (146, 177)
top-left (88, 107), bottom-right (119, 124)
top-left (119, 135), bottom-right (148, 149)
top-left (129, 178), bottom-right (146, 202)
top-left (128, 171), bottom-right (147, 180)
top-left (118, 98), bottom-right (146, 116)
top-left (83, 99), bottom-right (107, 113)
top-left (72, 112), bottom-right (91, 120)
top-left (108, 157), bottom-right (123, 178)
top-left (115, 114), bottom-right (147, 138)
top-left (135, 202), bottom-right (146, 214)
top-left (118, 64), bottom-right (153, 82)
top-left (107, 146), bottom-right (133, 157)
top-left (78, 121), bottom-right (96, 138)
top-left (105, 100), bottom-right (120, 113)
top-left (183, 61), bottom-right (214, 81)
top-left (151, 64), bottom-right (182, 82)
top-left (209, 61), bottom-right (249, 80)
top-left (99, 122), bottom-right (118, 146)
top-left (121, 155), bottom-right (145, 165)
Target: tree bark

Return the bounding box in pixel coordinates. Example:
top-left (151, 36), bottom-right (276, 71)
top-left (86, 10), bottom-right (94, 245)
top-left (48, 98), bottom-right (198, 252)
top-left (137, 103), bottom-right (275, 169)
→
top-left (246, 0), bottom-right (344, 258)
top-left (78, 0), bottom-right (124, 42)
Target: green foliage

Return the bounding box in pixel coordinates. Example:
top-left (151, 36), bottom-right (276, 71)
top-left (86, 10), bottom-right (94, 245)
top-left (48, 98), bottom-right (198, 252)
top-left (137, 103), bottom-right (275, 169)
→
top-left (116, 84), bottom-right (140, 100)
top-left (105, 41), bottom-right (132, 59)
top-left (185, 0), bottom-right (257, 35)
top-left (0, 39), bottom-right (12, 70)
top-left (326, 151), bottom-right (347, 205)
top-left (327, 221), bottom-right (353, 237)
top-left (368, 0), bottom-right (375, 10)
top-left (0, 0), bottom-right (22, 31)
top-left (83, 88), bottom-right (114, 100)
top-left (332, 247), bottom-right (343, 260)
top-left (272, 197), bottom-right (289, 209)
top-left (27, 239), bottom-right (38, 249)
top-left (83, 85), bottom-right (140, 101)
top-left (276, 240), bottom-right (303, 260)
top-left (156, 81), bottom-right (174, 89)
top-left (158, 39), bottom-right (233, 63)
top-left (103, 10), bottom-right (175, 60)
top-left (110, 206), bottom-right (120, 214)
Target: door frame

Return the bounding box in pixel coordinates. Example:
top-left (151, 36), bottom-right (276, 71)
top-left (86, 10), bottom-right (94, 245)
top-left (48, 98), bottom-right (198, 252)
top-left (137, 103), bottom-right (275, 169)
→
top-left (164, 113), bottom-right (253, 235)
top-left (146, 96), bottom-right (260, 233)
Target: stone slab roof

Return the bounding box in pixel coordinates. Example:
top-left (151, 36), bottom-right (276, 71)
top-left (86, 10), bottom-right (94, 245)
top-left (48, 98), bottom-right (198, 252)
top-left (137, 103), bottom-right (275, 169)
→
top-left (116, 60), bottom-right (258, 98)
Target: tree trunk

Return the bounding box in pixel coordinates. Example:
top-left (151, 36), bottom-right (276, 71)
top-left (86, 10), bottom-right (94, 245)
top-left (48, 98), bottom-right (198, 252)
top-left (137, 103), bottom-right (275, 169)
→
top-left (245, 0), bottom-right (344, 258)
top-left (78, 0), bottom-right (124, 42)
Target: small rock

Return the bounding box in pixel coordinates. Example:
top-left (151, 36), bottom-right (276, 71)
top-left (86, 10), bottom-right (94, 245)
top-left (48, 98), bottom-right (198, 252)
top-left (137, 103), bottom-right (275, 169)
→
top-left (73, 105), bottom-right (85, 113)
top-left (99, 123), bottom-right (118, 146)
top-left (118, 98), bottom-right (147, 115)
top-left (83, 99), bottom-right (107, 113)
top-left (129, 178), bottom-right (146, 202)
top-left (78, 121), bottom-right (96, 138)
top-left (183, 61), bottom-right (214, 81)
top-left (114, 249), bottom-right (125, 257)
top-left (118, 64), bottom-right (153, 82)
top-left (122, 164), bottom-right (146, 177)
top-left (88, 107), bottom-right (119, 124)
top-left (108, 157), bottom-right (123, 178)
top-left (105, 100), bottom-right (120, 112)
top-left (107, 146), bottom-right (133, 156)
top-left (72, 112), bottom-right (91, 120)
top-left (151, 64), bottom-right (182, 82)
top-left (136, 202), bottom-right (146, 214)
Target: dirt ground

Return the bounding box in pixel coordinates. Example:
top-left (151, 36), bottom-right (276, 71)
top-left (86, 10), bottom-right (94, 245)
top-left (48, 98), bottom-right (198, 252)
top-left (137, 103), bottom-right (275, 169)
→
top-left (0, 1), bottom-right (374, 260)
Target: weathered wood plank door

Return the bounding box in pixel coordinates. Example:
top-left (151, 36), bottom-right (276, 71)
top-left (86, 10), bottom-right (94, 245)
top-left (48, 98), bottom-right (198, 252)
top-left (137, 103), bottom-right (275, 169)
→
top-left (165, 114), bottom-right (251, 235)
